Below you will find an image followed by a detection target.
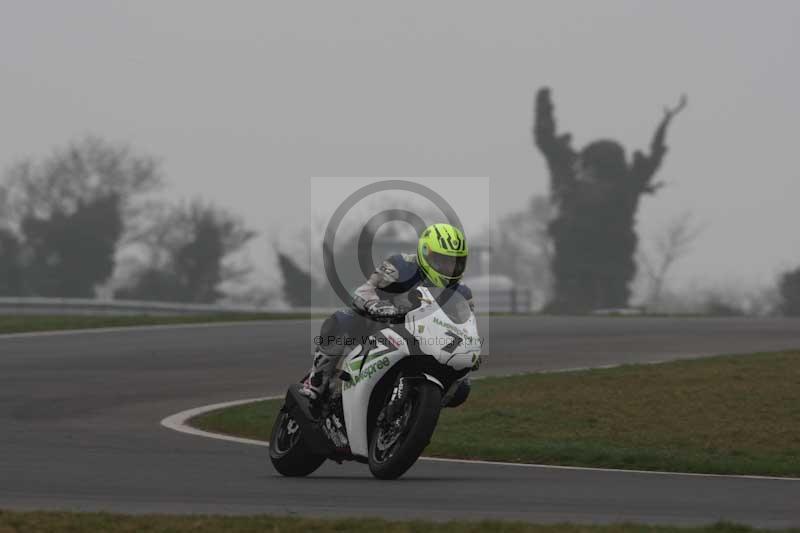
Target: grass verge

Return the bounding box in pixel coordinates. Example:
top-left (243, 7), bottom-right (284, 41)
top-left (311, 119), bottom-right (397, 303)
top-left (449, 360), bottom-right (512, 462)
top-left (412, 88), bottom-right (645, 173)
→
top-left (191, 351), bottom-right (800, 477)
top-left (0, 510), bottom-right (794, 533)
top-left (0, 313), bottom-right (317, 335)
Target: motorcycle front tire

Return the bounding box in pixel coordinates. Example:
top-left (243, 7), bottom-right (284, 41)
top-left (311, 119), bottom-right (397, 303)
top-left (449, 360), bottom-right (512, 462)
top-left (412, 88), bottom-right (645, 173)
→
top-left (368, 381), bottom-right (442, 480)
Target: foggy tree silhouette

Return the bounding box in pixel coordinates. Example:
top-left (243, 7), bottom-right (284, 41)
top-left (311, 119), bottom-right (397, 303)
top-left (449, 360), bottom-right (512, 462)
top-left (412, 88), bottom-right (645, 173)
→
top-left (534, 87), bottom-right (686, 313)
top-left (779, 267), bottom-right (800, 316)
top-left (0, 229), bottom-right (23, 296)
top-left (117, 202), bottom-right (254, 303)
top-left (20, 194), bottom-right (123, 297)
top-left (0, 137), bottom-right (160, 297)
top-left (277, 253), bottom-right (312, 307)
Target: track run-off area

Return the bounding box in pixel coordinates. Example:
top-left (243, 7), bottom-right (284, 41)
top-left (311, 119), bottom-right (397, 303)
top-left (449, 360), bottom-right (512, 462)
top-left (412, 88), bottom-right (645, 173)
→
top-left (2, 316), bottom-right (800, 526)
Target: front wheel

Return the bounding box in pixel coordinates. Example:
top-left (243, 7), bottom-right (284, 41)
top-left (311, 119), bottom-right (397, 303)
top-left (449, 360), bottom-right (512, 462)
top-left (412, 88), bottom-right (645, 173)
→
top-left (269, 409), bottom-right (326, 477)
top-left (368, 380), bottom-right (442, 480)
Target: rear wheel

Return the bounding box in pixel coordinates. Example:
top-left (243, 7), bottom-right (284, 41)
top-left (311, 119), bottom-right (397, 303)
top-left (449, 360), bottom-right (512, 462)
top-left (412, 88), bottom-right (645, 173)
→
top-left (269, 409), bottom-right (326, 477)
top-left (368, 380), bottom-right (442, 480)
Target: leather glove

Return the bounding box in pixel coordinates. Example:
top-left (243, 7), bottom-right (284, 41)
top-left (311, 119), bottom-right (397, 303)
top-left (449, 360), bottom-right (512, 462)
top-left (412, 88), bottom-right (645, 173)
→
top-left (366, 300), bottom-right (400, 318)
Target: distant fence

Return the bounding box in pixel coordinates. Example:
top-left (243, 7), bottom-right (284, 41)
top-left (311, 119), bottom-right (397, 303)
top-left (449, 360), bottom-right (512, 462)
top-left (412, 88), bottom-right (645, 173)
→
top-left (471, 288), bottom-right (534, 314)
top-left (0, 289), bottom-right (535, 317)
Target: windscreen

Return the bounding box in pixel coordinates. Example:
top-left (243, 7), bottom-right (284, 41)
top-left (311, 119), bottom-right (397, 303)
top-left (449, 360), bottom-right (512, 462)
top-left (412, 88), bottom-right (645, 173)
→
top-left (432, 287), bottom-right (473, 325)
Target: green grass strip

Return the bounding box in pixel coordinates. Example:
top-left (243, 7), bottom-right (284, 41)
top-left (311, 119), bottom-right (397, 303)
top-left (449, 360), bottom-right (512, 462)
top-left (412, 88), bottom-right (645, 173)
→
top-left (0, 313), bottom-right (318, 335)
top-left (0, 510), bottom-right (795, 533)
top-left (192, 351), bottom-right (800, 477)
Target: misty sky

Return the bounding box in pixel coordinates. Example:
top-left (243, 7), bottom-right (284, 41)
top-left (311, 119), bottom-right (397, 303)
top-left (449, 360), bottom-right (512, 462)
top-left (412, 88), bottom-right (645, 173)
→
top-left (1, 1), bottom-right (799, 292)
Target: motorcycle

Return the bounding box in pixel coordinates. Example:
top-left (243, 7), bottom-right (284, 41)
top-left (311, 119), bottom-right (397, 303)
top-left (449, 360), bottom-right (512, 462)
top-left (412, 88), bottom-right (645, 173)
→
top-left (269, 286), bottom-right (481, 480)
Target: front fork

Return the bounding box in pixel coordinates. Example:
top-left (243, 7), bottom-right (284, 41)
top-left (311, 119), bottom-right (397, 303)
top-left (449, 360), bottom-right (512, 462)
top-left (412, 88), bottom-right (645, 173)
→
top-left (387, 372), bottom-right (470, 418)
top-left (385, 376), bottom-right (412, 421)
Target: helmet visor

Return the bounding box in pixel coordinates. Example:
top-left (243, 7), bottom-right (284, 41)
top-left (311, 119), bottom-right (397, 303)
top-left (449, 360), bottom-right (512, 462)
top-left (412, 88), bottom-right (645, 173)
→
top-left (427, 251), bottom-right (467, 280)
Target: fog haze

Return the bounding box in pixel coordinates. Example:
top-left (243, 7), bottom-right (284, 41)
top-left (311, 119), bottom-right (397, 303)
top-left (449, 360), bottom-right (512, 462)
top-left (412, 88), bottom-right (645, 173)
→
top-left (2, 1), bottom-right (798, 291)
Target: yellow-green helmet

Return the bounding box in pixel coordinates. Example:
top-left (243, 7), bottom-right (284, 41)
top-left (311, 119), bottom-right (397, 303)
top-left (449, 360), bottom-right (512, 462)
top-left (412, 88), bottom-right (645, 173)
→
top-left (417, 223), bottom-right (468, 288)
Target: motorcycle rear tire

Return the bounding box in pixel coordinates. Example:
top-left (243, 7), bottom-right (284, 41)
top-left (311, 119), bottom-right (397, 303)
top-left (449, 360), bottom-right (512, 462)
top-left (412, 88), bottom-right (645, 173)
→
top-left (269, 409), bottom-right (326, 477)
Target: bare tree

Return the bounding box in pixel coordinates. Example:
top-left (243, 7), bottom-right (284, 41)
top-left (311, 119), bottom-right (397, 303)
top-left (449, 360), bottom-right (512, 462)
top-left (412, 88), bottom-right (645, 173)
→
top-left (638, 212), bottom-right (703, 310)
top-left (116, 200), bottom-right (255, 303)
top-left (0, 137), bottom-right (162, 297)
top-left (3, 136), bottom-right (161, 221)
top-left (534, 88), bottom-right (686, 312)
top-left (489, 195), bottom-right (554, 308)
top-left (778, 266), bottom-right (800, 316)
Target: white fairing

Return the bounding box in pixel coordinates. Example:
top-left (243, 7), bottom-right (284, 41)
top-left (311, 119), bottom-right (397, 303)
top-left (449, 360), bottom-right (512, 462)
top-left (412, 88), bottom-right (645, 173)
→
top-left (404, 289), bottom-right (481, 371)
top-left (340, 287), bottom-right (480, 457)
top-left (340, 332), bottom-right (408, 457)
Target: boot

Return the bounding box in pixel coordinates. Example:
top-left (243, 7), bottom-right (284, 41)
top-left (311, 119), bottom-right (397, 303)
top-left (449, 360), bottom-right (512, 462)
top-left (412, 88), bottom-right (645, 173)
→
top-left (300, 347), bottom-right (341, 402)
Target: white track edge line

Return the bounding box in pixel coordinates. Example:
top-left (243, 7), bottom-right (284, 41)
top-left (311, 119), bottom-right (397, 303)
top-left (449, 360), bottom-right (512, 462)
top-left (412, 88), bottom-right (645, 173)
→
top-left (160, 396), bottom-right (280, 447)
top-left (160, 397), bottom-right (800, 483)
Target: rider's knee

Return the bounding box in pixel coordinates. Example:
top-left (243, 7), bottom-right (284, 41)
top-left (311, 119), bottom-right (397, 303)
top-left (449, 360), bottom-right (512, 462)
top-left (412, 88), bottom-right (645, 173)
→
top-left (320, 314), bottom-right (339, 339)
top-left (316, 312), bottom-right (349, 356)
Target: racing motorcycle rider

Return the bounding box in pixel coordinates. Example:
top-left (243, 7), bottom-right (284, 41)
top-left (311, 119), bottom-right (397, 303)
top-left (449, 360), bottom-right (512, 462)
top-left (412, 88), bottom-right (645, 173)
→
top-left (301, 223), bottom-right (477, 406)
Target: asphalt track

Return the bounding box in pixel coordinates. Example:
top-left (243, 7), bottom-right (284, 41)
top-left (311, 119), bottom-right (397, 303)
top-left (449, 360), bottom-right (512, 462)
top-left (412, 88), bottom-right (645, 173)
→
top-left (2, 316), bottom-right (800, 526)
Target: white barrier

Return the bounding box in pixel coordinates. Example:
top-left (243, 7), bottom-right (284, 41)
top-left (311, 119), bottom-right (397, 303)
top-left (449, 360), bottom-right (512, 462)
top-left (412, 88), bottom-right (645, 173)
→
top-left (0, 297), bottom-right (288, 316)
top-left (0, 288), bottom-right (535, 316)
